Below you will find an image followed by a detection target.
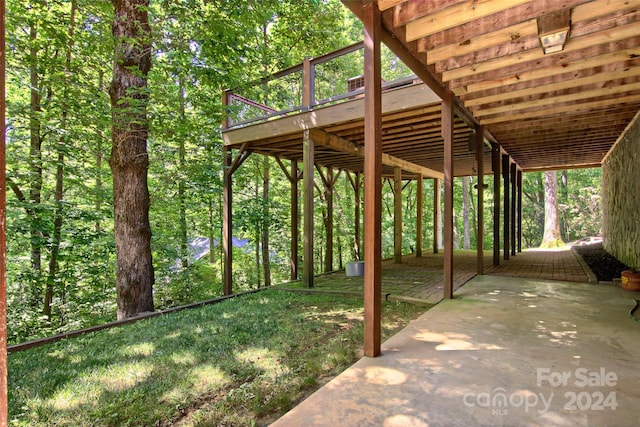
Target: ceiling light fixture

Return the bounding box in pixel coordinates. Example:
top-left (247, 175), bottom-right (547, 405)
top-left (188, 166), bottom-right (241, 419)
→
top-left (537, 9), bottom-right (571, 55)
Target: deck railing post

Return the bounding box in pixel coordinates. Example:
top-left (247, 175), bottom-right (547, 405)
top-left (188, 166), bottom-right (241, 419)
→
top-left (302, 57), bottom-right (314, 108)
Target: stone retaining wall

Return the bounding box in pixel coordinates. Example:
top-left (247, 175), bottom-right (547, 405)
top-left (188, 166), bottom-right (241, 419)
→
top-left (602, 111), bottom-right (640, 268)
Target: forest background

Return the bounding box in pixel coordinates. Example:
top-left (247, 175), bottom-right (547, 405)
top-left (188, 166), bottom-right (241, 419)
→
top-left (6, 0), bottom-right (602, 344)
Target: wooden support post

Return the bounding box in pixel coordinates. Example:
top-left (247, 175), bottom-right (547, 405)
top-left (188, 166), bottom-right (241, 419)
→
top-left (363, 1), bottom-right (382, 358)
top-left (510, 162), bottom-right (517, 256)
top-left (222, 146), bottom-right (233, 296)
top-left (325, 167), bottom-right (334, 272)
top-left (394, 167), bottom-right (402, 263)
top-left (416, 174), bottom-right (423, 257)
top-left (433, 178), bottom-right (440, 254)
top-left (291, 160), bottom-right (299, 279)
top-left (475, 127), bottom-right (484, 275)
top-left (502, 154), bottom-right (510, 261)
top-left (442, 91), bottom-right (454, 300)
top-left (491, 142), bottom-right (501, 266)
top-left (0, 0), bottom-right (7, 422)
top-left (517, 169), bottom-right (523, 253)
top-left (354, 173), bottom-right (362, 260)
top-left (303, 130), bottom-right (314, 288)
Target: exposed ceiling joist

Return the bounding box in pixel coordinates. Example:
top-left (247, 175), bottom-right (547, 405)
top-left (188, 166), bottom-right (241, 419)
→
top-left (309, 128), bottom-right (444, 179)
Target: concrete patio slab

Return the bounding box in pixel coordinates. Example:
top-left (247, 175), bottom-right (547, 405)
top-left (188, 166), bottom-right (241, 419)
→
top-left (272, 275), bottom-right (640, 427)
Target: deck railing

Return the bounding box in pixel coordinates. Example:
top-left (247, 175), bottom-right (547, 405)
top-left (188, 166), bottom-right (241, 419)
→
top-left (223, 42), bottom-right (417, 129)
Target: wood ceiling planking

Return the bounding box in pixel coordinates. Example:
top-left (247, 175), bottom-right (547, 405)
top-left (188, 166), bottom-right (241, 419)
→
top-left (376, 0), bottom-right (640, 171)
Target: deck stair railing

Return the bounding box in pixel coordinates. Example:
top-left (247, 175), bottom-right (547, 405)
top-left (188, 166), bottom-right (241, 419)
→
top-left (223, 41), bottom-right (417, 129)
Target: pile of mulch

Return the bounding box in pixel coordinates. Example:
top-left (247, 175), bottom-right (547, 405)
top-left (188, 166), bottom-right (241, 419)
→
top-left (572, 242), bottom-right (630, 282)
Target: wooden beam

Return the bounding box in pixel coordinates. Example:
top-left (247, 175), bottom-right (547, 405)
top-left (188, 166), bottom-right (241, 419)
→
top-left (427, 19), bottom-right (538, 64)
top-left (363, 1), bottom-right (382, 358)
top-left (492, 142), bottom-right (501, 266)
top-left (416, 174), bottom-right (423, 257)
top-left (351, 172), bottom-right (362, 260)
top-left (465, 65), bottom-right (640, 107)
top-left (309, 128), bottom-right (443, 179)
top-left (476, 126), bottom-right (484, 275)
top-left (325, 167), bottom-right (334, 272)
top-left (378, 0), bottom-right (406, 11)
top-left (442, 91), bottom-right (454, 300)
top-left (433, 178), bottom-right (440, 254)
top-left (406, 0), bottom-right (531, 41)
top-left (502, 154), bottom-right (510, 261)
top-left (394, 167), bottom-right (403, 263)
top-left (473, 81), bottom-right (640, 117)
top-left (303, 130), bottom-right (314, 288)
top-left (222, 147), bottom-right (233, 296)
top-left (443, 21), bottom-right (640, 82)
top-left (464, 47), bottom-right (640, 94)
top-left (481, 94), bottom-right (640, 125)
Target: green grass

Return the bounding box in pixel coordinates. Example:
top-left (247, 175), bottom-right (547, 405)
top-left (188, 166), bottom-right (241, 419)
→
top-left (9, 289), bottom-right (427, 426)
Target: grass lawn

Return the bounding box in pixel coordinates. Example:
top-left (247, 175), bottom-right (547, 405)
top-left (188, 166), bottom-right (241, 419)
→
top-left (9, 288), bottom-right (427, 426)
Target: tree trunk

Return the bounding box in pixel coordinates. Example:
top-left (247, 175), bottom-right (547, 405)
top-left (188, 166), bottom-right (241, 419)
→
top-left (178, 77), bottom-right (188, 268)
top-left (44, 0), bottom-right (78, 319)
top-left (208, 197), bottom-right (215, 264)
top-left (261, 156), bottom-right (271, 287)
top-left (540, 170), bottom-right (564, 248)
top-left (95, 71), bottom-right (105, 233)
top-left (254, 173), bottom-right (260, 288)
top-left (29, 19), bottom-right (43, 283)
top-left (109, 0), bottom-right (154, 320)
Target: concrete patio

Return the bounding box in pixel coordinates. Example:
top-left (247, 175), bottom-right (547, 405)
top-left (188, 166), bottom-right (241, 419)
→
top-left (272, 275), bottom-right (640, 427)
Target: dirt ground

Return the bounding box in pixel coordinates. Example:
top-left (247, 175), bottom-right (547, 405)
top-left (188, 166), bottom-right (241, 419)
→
top-left (573, 242), bottom-right (630, 282)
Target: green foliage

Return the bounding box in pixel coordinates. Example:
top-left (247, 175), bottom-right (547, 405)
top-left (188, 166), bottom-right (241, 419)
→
top-left (4, 0), bottom-right (604, 346)
top-left (8, 290), bottom-right (425, 426)
top-left (522, 169), bottom-right (602, 247)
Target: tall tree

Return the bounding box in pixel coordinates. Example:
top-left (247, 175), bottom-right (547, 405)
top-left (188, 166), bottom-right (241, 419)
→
top-left (109, 0), bottom-right (154, 319)
top-left (43, 0), bottom-right (78, 320)
top-left (540, 170), bottom-right (564, 248)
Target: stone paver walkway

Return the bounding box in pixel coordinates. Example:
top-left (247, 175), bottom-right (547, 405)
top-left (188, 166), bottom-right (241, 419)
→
top-left (280, 248), bottom-right (591, 304)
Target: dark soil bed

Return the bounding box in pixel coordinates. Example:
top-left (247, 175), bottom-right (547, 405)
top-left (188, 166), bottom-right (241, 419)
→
top-left (573, 242), bottom-right (630, 282)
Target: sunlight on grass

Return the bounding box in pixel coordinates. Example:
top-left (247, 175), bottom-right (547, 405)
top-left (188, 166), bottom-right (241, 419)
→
top-left (170, 350), bottom-right (198, 366)
top-left (190, 364), bottom-right (230, 391)
top-left (9, 290), bottom-right (427, 426)
top-left (121, 342), bottom-right (155, 357)
top-left (48, 386), bottom-right (93, 411)
top-left (236, 347), bottom-right (289, 377)
top-left (98, 361), bottom-right (154, 392)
